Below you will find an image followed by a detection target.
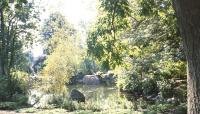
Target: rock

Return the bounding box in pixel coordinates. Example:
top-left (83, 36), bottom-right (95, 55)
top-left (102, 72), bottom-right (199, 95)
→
top-left (82, 75), bottom-right (100, 85)
top-left (69, 72), bottom-right (84, 85)
top-left (94, 71), bottom-right (116, 85)
top-left (70, 89), bottom-right (85, 102)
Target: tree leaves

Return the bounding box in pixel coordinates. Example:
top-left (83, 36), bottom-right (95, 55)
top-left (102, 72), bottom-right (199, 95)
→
top-left (87, 0), bottom-right (131, 70)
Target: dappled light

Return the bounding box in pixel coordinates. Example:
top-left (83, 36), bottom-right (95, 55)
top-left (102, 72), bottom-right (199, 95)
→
top-left (0, 0), bottom-right (199, 114)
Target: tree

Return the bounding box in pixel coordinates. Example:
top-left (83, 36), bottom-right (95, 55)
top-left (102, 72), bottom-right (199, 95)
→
top-left (87, 0), bottom-right (131, 70)
top-left (0, 0), bottom-right (38, 99)
top-left (42, 12), bottom-right (75, 40)
top-left (41, 12), bottom-right (76, 54)
top-left (0, 0), bottom-right (38, 76)
top-left (173, 0), bottom-right (200, 114)
top-left (41, 29), bottom-right (82, 94)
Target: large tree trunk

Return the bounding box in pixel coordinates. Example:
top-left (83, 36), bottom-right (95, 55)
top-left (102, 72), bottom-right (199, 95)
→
top-left (173, 0), bottom-right (200, 114)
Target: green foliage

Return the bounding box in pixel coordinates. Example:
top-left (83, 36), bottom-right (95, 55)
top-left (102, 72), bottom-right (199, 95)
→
top-left (148, 103), bottom-right (174, 113)
top-left (142, 78), bottom-right (158, 96)
top-left (0, 76), bottom-right (10, 101)
top-left (79, 57), bottom-right (99, 75)
top-left (41, 12), bottom-right (76, 54)
top-left (174, 84), bottom-right (187, 102)
top-left (147, 103), bottom-right (187, 114)
top-left (42, 12), bottom-right (75, 39)
top-left (118, 73), bottom-right (143, 94)
top-left (174, 103), bottom-right (187, 114)
top-left (10, 69), bottom-right (29, 94)
top-left (114, 1), bottom-right (186, 108)
top-left (87, 0), bottom-right (132, 70)
top-left (0, 0), bottom-right (39, 75)
top-left (0, 70), bottom-right (28, 101)
top-left (0, 102), bottom-right (18, 110)
top-left (40, 30), bottom-right (82, 94)
top-left (118, 73), bottom-right (158, 96)
top-left (157, 80), bottom-right (174, 98)
top-left (15, 95), bottom-right (28, 106)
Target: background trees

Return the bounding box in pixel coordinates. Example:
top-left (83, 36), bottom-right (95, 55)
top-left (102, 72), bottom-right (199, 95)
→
top-left (0, 0), bottom-right (39, 100)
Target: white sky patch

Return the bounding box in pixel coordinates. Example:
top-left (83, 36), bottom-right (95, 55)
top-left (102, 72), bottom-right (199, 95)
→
top-left (36, 0), bottom-right (97, 27)
top-left (32, 44), bottom-right (44, 58)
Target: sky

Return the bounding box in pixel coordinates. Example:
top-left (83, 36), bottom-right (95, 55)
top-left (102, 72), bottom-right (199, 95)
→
top-left (36, 0), bottom-right (97, 28)
top-left (32, 0), bottom-right (97, 57)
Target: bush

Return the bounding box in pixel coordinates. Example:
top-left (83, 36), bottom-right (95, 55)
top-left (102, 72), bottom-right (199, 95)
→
top-left (174, 103), bottom-right (187, 114)
top-left (157, 80), bottom-right (174, 98)
top-left (118, 73), bottom-right (143, 95)
top-left (148, 103), bottom-right (174, 113)
top-left (0, 102), bottom-right (18, 110)
top-left (49, 95), bottom-right (63, 106)
top-left (62, 99), bottom-right (76, 111)
top-left (13, 94), bottom-right (28, 105)
top-left (142, 78), bottom-right (158, 96)
top-left (10, 69), bottom-right (29, 95)
top-left (0, 70), bottom-right (28, 102)
top-left (48, 95), bottom-right (77, 111)
top-left (0, 76), bottom-right (10, 101)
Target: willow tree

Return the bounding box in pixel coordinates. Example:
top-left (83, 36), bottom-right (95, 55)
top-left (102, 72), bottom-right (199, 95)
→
top-left (41, 29), bottom-right (82, 94)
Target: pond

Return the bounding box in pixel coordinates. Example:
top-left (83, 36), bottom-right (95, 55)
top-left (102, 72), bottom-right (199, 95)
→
top-left (20, 84), bottom-right (149, 114)
top-left (68, 84), bottom-right (144, 114)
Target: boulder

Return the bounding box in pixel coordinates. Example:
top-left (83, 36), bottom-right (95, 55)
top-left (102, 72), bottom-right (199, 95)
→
top-left (69, 72), bottom-right (84, 85)
top-left (70, 89), bottom-right (85, 102)
top-left (82, 75), bottom-right (100, 85)
top-left (101, 71), bottom-right (116, 85)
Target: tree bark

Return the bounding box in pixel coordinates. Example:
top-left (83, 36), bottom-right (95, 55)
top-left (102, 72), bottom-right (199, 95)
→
top-left (173, 0), bottom-right (200, 114)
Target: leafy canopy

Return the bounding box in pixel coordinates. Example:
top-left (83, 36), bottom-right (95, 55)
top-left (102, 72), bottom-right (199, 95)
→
top-left (87, 0), bottom-right (132, 70)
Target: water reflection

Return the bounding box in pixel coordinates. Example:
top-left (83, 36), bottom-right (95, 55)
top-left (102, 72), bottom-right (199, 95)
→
top-left (68, 85), bottom-right (139, 111)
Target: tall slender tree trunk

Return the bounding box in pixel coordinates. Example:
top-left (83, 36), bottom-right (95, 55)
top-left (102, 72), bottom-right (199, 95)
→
top-left (173, 0), bottom-right (200, 114)
top-left (0, 8), bottom-right (5, 76)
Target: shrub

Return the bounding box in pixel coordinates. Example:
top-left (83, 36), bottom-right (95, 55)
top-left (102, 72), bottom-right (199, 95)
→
top-left (118, 73), bottom-right (143, 95)
top-left (174, 84), bottom-right (187, 102)
top-left (157, 80), bottom-right (174, 98)
top-left (10, 69), bottom-right (29, 95)
top-left (0, 76), bottom-right (10, 101)
top-left (0, 102), bottom-right (18, 110)
top-left (148, 103), bottom-right (174, 113)
top-left (142, 78), bottom-right (158, 96)
top-left (12, 94), bottom-right (28, 105)
top-left (0, 70), bottom-right (28, 102)
top-left (62, 99), bottom-right (76, 111)
top-left (174, 103), bottom-right (187, 114)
